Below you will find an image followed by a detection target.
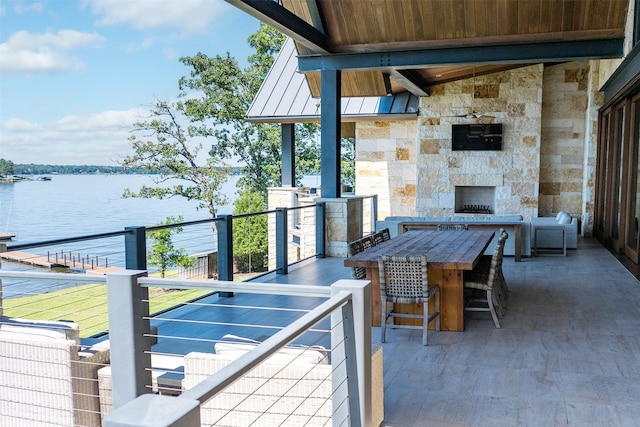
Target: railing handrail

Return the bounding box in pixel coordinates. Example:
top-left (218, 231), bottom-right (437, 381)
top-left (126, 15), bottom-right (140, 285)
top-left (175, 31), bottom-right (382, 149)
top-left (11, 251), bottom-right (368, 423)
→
top-left (4, 230), bottom-right (130, 252)
top-left (0, 269), bottom-right (107, 283)
top-left (139, 276), bottom-right (332, 298)
top-left (2, 204), bottom-right (320, 251)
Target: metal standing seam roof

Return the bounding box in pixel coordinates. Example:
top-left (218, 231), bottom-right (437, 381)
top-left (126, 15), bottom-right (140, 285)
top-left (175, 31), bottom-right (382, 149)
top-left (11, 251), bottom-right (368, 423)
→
top-left (246, 38), bottom-right (419, 124)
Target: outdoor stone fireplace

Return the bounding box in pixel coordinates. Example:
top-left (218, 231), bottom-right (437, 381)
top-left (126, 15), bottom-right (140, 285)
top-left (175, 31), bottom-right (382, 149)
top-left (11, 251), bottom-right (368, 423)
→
top-left (455, 186), bottom-right (495, 214)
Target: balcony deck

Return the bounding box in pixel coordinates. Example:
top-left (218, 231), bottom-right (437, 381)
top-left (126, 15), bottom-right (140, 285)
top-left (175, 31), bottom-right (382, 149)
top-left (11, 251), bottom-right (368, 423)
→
top-left (148, 236), bottom-right (640, 426)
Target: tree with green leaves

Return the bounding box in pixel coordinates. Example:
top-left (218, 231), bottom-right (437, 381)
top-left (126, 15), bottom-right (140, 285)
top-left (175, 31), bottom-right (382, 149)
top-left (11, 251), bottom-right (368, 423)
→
top-left (178, 24), bottom-right (321, 198)
top-left (0, 159), bottom-right (15, 176)
top-left (147, 216), bottom-right (196, 278)
top-left (121, 100), bottom-right (231, 219)
top-left (232, 189), bottom-right (268, 273)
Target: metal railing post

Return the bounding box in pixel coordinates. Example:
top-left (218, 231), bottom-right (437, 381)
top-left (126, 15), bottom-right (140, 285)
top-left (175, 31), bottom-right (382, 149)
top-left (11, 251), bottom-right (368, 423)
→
top-left (316, 202), bottom-right (326, 258)
top-left (217, 215), bottom-right (234, 296)
top-left (276, 207), bottom-right (288, 275)
top-left (106, 270), bottom-right (153, 410)
top-left (125, 226), bottom-right (147, 270)
top-left (104, 394), bottom-right (201, 427)
top-left (331, 279), bottom-right (371, 426)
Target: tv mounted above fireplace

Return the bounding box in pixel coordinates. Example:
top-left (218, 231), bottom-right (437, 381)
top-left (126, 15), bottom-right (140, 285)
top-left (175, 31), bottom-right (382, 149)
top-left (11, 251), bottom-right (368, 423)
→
top-left (452, 123), bottom-right (502, 151)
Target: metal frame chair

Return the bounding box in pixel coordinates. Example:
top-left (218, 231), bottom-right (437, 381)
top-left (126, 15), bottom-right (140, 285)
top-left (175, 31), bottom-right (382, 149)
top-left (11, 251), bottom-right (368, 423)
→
top-left (378, 255), bottom-right (440, 345)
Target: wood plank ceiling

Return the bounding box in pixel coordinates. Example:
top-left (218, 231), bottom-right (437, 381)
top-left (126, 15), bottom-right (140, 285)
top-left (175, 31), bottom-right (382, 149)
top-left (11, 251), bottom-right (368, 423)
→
top-left (276, 0), bottom-right (630, 97)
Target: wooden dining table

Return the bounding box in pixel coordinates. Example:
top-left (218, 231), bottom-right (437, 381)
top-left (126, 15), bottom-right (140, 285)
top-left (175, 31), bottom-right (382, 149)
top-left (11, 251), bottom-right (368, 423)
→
top-left (344, 229), bottom-right (495, 331)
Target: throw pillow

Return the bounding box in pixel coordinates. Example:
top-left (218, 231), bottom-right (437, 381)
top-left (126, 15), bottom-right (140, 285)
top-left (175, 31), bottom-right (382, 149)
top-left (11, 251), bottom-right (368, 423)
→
top-left (558, 212), bottom-right (572, 224)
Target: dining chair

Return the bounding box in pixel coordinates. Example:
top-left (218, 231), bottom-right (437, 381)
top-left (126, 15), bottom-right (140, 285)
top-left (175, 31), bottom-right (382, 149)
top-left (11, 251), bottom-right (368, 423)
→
top-left (372, 228), bottom-right (391, 245)
top-left (348, 239), bottom-right (367, 280)
top-left (437, 223), bottom-right (468, 231)
top-left (477, 228), bottom-right (509, 301)
top-left (464, 231), bottom-right (507, 328)
top-left (373, 231), bottom-right (386, 245)
top-left (378, 255), bottom-right (440, 345)
top-left (361, 235), bottom-right (375, 250)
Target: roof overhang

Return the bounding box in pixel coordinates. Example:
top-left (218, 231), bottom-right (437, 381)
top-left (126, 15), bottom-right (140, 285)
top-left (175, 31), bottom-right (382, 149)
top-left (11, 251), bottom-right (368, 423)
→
top-left (227, 0), bottom-right (631, 98)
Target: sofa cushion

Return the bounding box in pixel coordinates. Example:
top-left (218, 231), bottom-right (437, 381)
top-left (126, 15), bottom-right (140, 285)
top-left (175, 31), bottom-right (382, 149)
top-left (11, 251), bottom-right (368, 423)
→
top-left (558, 212), bottom-right (572, 224)
top-left (214, 334), bottom-right (328, 365)
top-left (0, 317), bottom-right (80, 343)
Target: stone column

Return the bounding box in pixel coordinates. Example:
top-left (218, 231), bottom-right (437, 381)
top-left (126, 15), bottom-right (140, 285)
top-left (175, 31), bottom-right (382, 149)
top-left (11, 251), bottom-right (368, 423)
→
top-left (317, 197), bottom-right (364, 257)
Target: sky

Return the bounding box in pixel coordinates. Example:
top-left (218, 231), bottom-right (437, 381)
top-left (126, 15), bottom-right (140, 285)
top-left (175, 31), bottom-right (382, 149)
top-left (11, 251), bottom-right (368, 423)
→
top-left (0, 0), bottom-right (261, 166)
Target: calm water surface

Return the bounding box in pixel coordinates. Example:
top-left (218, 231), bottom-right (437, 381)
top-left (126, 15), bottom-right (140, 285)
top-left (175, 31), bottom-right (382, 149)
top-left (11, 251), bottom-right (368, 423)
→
top-left (0, 174), bottom-right (240, 244)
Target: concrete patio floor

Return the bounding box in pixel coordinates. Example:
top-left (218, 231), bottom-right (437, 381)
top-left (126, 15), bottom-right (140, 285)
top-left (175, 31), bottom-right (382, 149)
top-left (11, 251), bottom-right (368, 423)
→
top-left (149, 236), bottom-right (640, 426)
top-left (260, 236), bottom-right (640, 426)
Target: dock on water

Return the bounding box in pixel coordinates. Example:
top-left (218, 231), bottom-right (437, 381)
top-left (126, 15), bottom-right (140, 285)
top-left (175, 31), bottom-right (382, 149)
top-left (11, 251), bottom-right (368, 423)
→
top-left (0, 250), bottom-right (122, 274)
top-left (0, 233), bottom-right (15, 241)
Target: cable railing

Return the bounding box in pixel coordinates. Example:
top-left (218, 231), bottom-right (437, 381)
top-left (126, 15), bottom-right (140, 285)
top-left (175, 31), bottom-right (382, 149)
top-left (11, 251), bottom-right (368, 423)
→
top-left (0, 269), bottom-right (375, 426)
top-left (0, 202), bottom-right (324, 286)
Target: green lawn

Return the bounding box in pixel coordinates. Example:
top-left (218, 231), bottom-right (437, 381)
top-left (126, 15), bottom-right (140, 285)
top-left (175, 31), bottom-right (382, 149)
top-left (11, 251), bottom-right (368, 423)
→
top-left (2, 283), bottom-right (211, 338)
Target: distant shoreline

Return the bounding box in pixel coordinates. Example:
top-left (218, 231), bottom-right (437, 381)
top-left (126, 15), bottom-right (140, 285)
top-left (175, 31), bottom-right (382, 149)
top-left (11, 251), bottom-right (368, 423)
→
top-left (8, 165), bottom-right (244, 176)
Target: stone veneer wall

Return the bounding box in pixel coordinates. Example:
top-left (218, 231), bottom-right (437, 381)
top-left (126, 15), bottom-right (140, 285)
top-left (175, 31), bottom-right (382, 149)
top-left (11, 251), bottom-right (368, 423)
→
top-left (355, 121), bottom-right (417, 220)
top-left (354, 63), bottom-right (604, 233)
top-left (539, 62), bottom-right (589, 218)
top-left (415, 65), bottom-right (543, 220)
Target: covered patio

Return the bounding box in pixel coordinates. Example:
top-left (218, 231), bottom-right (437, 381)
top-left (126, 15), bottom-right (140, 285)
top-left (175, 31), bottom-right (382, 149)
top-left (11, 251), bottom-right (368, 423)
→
top-left (260, 236), bottom-right (640, 425)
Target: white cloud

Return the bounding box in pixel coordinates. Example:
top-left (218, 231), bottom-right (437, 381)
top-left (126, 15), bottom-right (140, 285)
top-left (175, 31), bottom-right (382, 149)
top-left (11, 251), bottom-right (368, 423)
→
top-left (91, 0), bottom-right (229, 34)
top-left (3, 118), bottom-right (43, 132)
top-left (125, 36), bottom-right (155, 53)
top-left (13, 1), bottom-right (46, 14)
top-left (0, 29), bottom-right (105, 73)
top-left (0, 108), bottom-right (147, 165)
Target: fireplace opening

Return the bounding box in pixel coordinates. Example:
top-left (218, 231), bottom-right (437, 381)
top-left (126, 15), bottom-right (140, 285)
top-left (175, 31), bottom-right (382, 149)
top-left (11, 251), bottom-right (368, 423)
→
top-left (455, 186), bottom-right (495, 214)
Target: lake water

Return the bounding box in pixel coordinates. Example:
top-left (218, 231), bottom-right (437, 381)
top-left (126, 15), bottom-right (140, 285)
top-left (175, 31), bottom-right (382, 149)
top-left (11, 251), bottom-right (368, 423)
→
top-left (0, 173), bottom-right (321, 273)
top-left (0, 174), bottom-right (242, 244)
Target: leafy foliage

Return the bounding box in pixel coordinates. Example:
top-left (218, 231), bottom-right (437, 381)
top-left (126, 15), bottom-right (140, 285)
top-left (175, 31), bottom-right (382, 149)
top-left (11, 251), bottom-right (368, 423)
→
top-left (178, 24), bottom-right (321, 197)
top-left (121, 100), bottom-right (232, 218)
top-left (147, 216), bottom-right (196, 278)
top-left (232, 189), bottom-right (268, 273)
top-left (0, 158), bottom-right (15, 175)
top-left (341, 137), bottom-right (355, 188)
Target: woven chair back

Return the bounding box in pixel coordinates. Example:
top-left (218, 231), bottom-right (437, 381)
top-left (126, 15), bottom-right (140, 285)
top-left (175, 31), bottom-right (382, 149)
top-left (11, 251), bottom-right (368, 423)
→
top-left (487, 230), bottom-right (508, 287)
top-left (361, 235), bottom-right (375, 250)
top-left (378, 255), bottom-right (429, 303)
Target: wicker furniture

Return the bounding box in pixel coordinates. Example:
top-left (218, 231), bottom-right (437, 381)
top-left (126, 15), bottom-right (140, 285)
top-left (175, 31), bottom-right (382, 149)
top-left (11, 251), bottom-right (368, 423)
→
top-left (349, 230), bottom-right (391, 280)
top-left (348, 239), bottom-right (367, 279)
top-left (373, 228), bottom-right (391, 244)
top-left (378, 255), bottom-right (440, 345)
top-left (361, 235), bottom-right (375, 251)
top-left (180, 340), bottom-right (385, 427)
top-left (464, 230), bottom-right (508, 328)
top-left (0, 318), bottom-right (110, 427)
top-left (345, 230), bottom-right (494, 331)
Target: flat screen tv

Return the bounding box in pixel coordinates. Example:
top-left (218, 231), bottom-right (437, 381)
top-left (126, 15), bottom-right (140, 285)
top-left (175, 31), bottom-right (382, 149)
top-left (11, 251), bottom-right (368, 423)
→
top-left (452, 123), bottom-right (502, 151)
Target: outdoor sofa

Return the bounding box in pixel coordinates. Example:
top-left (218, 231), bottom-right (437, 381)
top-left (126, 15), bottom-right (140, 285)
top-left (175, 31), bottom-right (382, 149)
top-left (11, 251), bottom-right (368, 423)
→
top-left (0, 316), bottom-right (110, 427)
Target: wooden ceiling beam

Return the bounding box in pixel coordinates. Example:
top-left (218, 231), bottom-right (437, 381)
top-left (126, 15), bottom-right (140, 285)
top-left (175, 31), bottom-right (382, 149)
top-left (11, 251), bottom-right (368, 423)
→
top-left (297, 38), bottom-right (624, 72)
top-left (225, 0), bottom-right (331, 53)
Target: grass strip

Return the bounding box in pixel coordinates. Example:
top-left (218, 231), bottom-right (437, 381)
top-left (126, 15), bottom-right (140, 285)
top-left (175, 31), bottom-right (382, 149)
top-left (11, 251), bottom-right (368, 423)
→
top-left (2, 283), bottom-right (210, 338)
